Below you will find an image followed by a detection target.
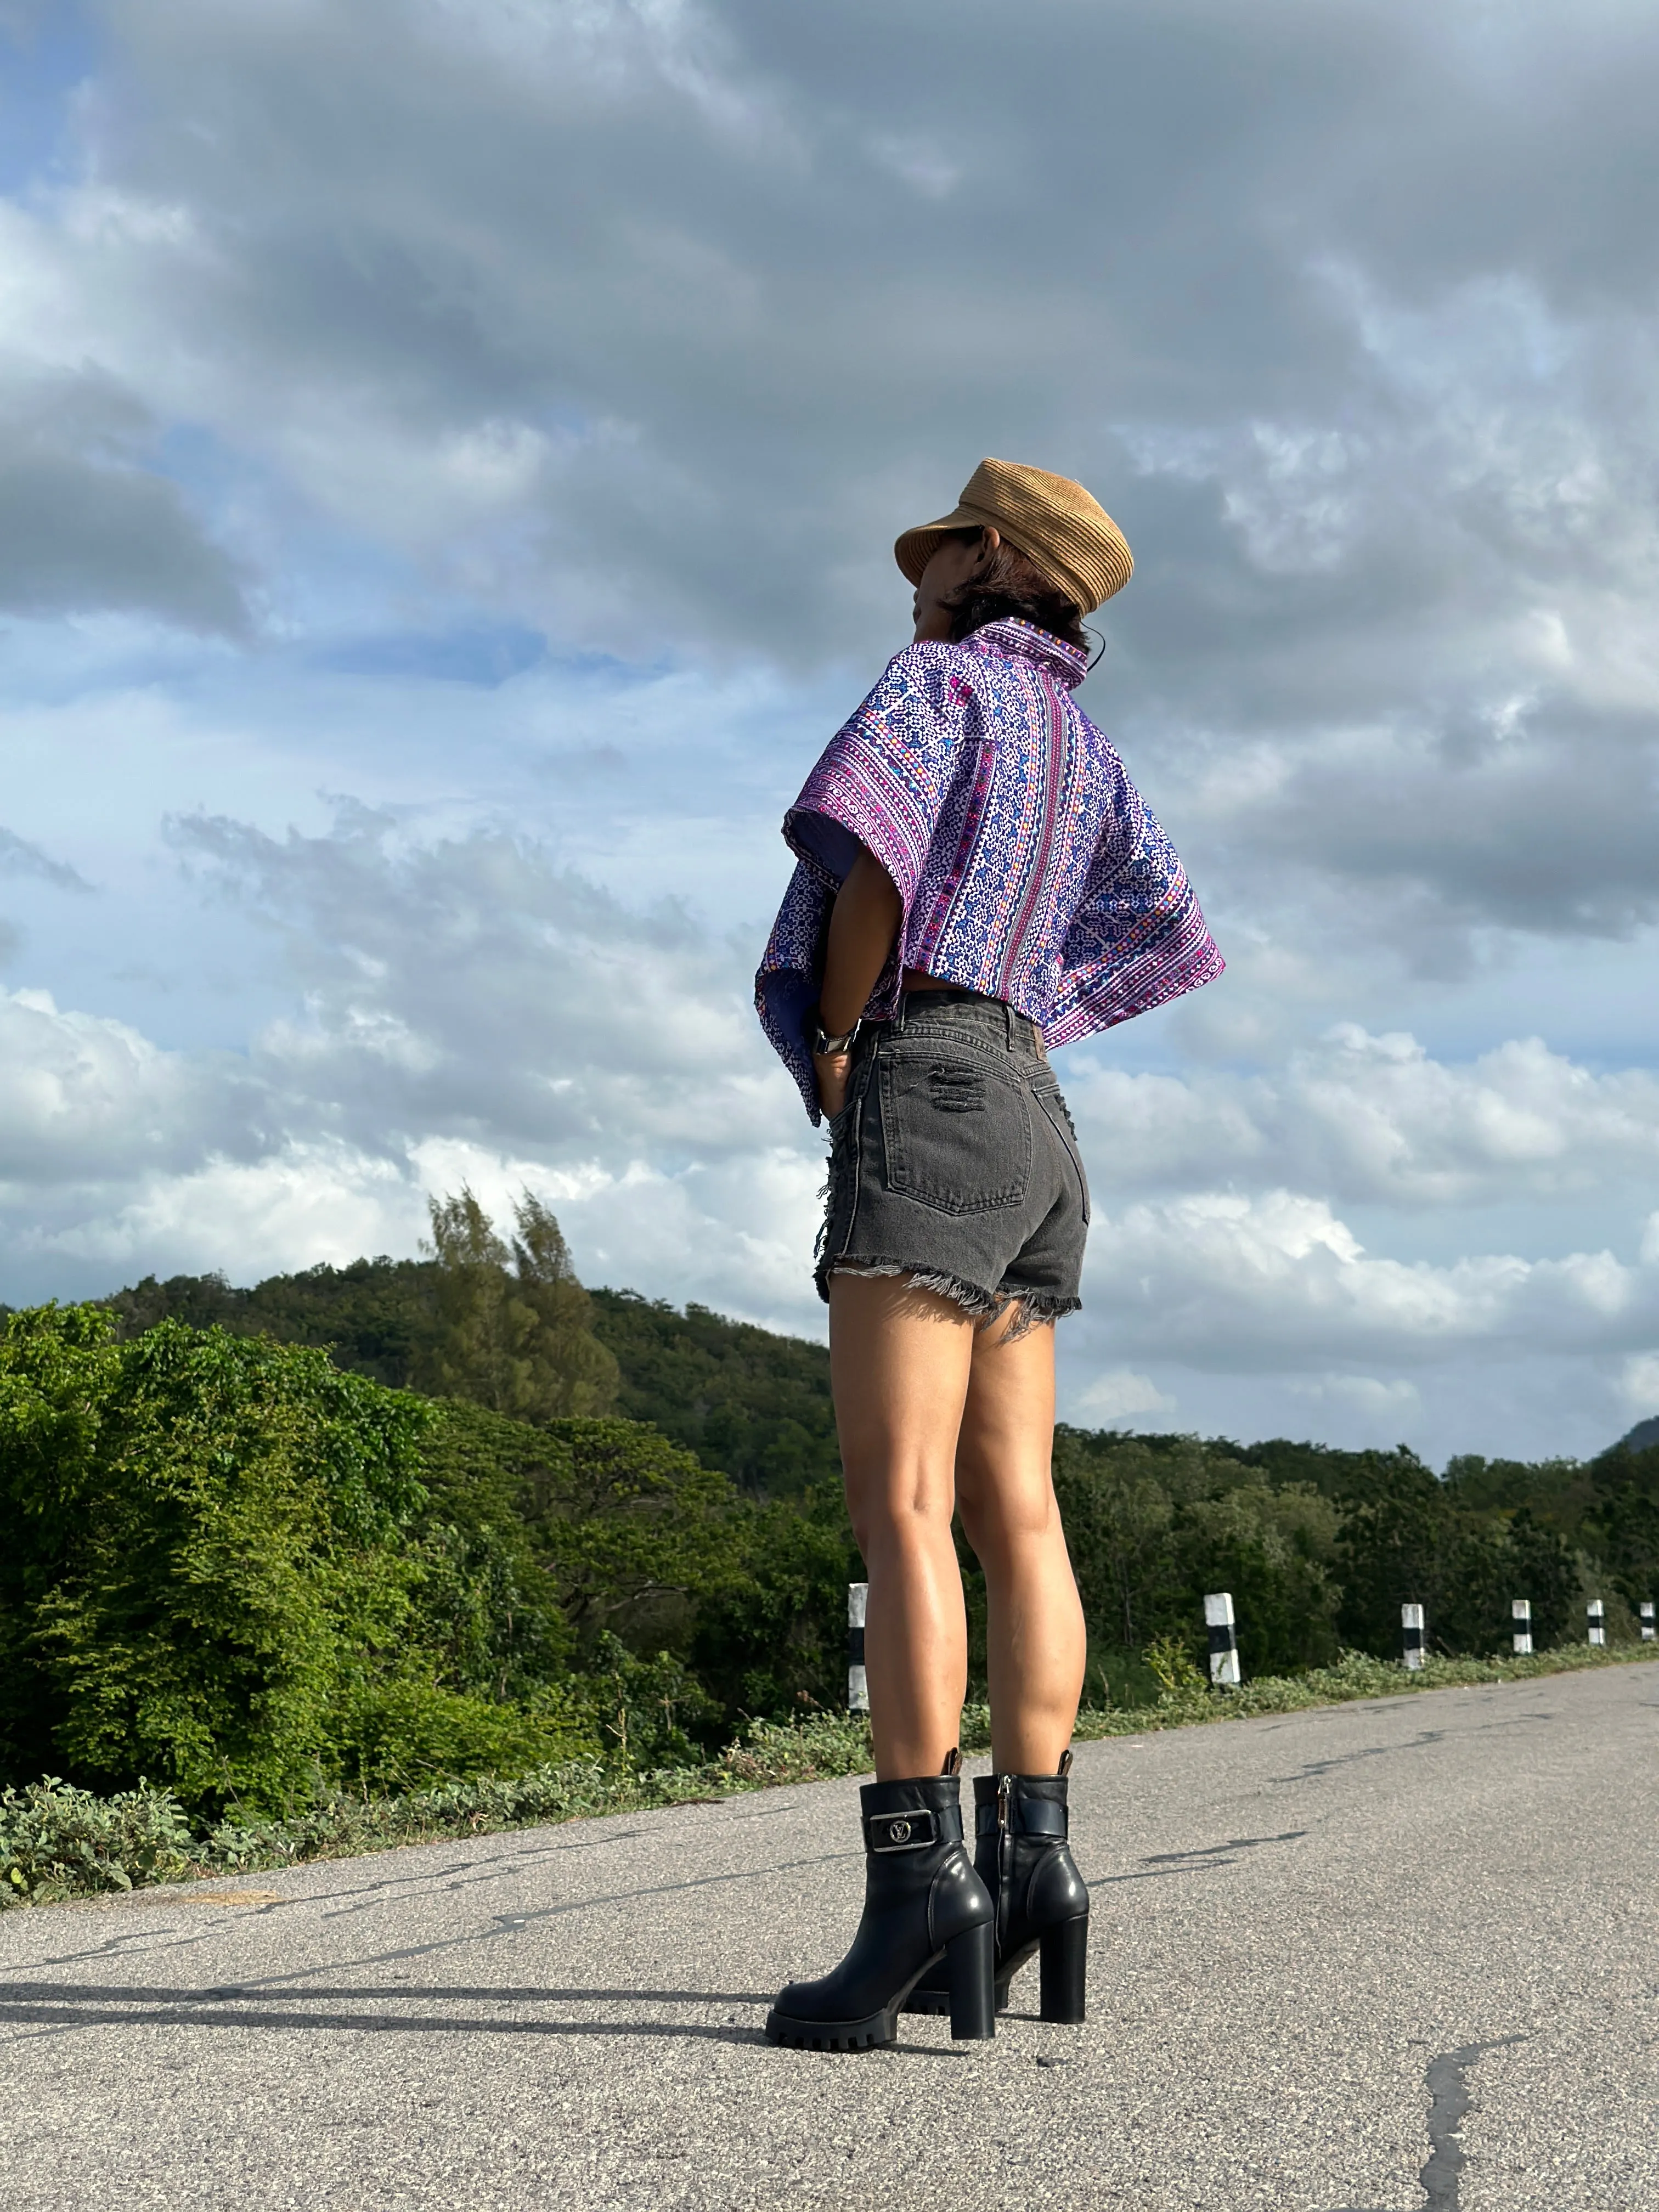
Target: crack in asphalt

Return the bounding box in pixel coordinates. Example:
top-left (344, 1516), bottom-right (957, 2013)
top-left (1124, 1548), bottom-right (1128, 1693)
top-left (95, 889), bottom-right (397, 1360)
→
top-left (1087, 1827), bottom-right (1311, 1884)
top-left (1141, 1829), bottom-right (1307, 1864)
top-left (1273, 1711), bottom-right (1553, 1785)
top-left (1419, 2037), bottom-right (1526, 2209)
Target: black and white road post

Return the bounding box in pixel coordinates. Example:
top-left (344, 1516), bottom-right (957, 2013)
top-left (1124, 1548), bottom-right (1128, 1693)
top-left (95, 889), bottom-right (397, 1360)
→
top-left (1511, 1599), bottom-right (1532, 1656)
top-left (1642, 1601), bottom-right (1655, 1644)
top-left (1401, 1603), bottom-right (1425, 1671)
top-left (848, 1582), bottom-right (869, 1713)
top-left (1205, 1592), bottom-right (1240, 1687)
top-left (1588, 1599), bottom-right (1606, 1647)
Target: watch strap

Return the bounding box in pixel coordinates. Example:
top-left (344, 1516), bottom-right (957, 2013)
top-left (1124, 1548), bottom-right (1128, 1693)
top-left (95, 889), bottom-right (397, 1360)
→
top-left (811, 1015), bottom-right (862, 1056)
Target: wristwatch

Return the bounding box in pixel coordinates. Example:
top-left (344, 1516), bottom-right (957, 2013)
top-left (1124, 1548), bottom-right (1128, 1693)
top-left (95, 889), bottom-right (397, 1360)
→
top-left (811, 1014), bottom-right (862, 1057)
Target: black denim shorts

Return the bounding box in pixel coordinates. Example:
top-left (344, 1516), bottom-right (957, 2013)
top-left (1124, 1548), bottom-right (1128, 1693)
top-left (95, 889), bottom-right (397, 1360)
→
top-left (816, 989), bottom-right (1090, 1327)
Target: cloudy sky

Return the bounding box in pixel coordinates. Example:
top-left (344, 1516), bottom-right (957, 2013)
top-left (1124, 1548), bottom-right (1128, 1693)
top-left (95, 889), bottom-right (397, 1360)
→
top-left (4, 0), bottom-right (1659, 1463)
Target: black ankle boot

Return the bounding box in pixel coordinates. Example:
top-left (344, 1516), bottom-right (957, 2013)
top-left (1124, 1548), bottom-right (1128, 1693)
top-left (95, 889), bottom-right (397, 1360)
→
top-left (764, 1762), bottom-right (995, 2051)
top-left (904, 1756), bottom-right (1089, 2022)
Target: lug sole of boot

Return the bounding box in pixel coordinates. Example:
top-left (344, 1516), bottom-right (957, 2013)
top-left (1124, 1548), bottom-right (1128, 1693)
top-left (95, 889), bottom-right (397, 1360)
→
top-left (901, 1986), bottom-right (953, 2016)
top-left (764, 1998), bottom-right (901, 2052)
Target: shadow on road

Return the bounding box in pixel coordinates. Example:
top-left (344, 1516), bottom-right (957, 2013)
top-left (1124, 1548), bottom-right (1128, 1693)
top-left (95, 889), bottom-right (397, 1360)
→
top-left (0, 1983), bottom-right (767, 2047)
top-left (3, 1982), bottom-right (773, 2007)
top-left (0, 1980), bottom-right (990, 2057)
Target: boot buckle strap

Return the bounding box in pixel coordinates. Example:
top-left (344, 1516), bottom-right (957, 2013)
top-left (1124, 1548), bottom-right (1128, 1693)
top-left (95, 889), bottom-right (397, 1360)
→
top-left (865, 1808), bottom-right (939, 1853)
top-left (975, 1795), bottom-right (1068, 1839)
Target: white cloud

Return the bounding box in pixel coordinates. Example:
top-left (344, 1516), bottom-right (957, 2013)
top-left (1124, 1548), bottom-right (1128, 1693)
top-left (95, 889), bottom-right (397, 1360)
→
top-left (0, 986), bottom-right (252, 1184)
top-left (1620, 1353), bottom-right (1659, 1415)
top-left (1067, 1025), bottom-right (1659, 1209)
top-left (1291, 1374), bottom-right (1423, 1419)
top-left (1086, 1188), bottom-right (1652, 1368)
top-left (1073, 1369), bottom-right (1178, 1425)
top-left (36, 1142), bottom-right (422, 1278)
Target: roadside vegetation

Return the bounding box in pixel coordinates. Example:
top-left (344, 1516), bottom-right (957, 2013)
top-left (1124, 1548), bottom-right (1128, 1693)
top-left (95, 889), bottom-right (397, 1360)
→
top-left (3, 1187), bottom-right (1656, 1906)
top-left (4, 1647), bottom-right (1646, 1908)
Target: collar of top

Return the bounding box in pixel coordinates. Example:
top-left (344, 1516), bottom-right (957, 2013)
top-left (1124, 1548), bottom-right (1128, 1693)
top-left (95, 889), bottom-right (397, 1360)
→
top-left (959, 615), bottom-right (1089, 691)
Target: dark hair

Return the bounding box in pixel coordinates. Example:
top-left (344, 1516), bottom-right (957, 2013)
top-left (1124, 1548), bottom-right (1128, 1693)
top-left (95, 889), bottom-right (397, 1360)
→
top-left (940, 529), bottom-right (1092, 656)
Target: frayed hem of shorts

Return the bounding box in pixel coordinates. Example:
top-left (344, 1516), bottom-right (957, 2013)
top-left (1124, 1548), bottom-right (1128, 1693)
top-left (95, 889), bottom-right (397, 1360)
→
top-left (998, 1290), bottom-right (1081, 1340)
top-left (821, 1257), bottom-right (1002, 1322)
top-left (819, 1259), bottom-right (1079, 1335)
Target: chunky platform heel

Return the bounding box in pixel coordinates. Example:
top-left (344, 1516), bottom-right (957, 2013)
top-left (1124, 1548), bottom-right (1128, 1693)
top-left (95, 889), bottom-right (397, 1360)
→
top-left (946, 1918), bottom-right (997, 2040)
top-left (1039, 1912), bottom-right (1088, 2023)
top-left (765, 1754), bottom-right (995, 2051)
top-left (905, 1753), bottom-right (1090, 2022)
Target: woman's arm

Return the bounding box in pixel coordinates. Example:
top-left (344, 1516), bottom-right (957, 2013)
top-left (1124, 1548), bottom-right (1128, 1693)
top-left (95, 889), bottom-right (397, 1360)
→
top-left (814, 847), bottom-right (901, 1118)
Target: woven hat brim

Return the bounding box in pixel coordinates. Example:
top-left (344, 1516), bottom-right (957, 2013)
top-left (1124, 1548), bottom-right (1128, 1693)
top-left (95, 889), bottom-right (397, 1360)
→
top-left (894, 504), bottom-right (984, 589)
top-left (893, 496), bottom-right (1131, 614)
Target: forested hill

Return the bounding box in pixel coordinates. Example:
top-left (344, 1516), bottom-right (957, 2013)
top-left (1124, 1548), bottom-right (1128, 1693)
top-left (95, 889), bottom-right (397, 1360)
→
top-left (91, 1256), bottom-right (840, 1497)
top-left (79, 1243), bottom-right (1659, 1640)
top-left (586, 1289), bottom-right (839, 1495)
top-left (18, 1252), bottom-right (1658, 1520)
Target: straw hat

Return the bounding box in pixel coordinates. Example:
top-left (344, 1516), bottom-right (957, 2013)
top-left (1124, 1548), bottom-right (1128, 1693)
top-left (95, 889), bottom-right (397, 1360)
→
top-left (894, 457), bottom-right (1133, 614)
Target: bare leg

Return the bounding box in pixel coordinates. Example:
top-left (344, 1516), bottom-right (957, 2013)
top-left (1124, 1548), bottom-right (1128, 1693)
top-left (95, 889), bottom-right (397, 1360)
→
top-left (953, 1313), bottom-right (1086, 1774)
top-left (828, 1272), bottom-right (975, 1779)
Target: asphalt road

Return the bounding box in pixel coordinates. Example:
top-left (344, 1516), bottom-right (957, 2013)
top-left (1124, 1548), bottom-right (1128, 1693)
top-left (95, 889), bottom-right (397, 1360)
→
top-left (3, 1662), bottom-right (1656, 2211)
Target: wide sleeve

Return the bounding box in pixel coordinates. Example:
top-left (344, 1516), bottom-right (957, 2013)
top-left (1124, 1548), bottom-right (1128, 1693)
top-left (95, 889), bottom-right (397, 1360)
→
top-left (781, 645), bottom-right (969, 908)
top-left (753, 858), bottom-right (834, 1120)
top-left (1041, 757), bottom-right (1225, 1049)
top-left (754, 647), bottom-right (970, 1121)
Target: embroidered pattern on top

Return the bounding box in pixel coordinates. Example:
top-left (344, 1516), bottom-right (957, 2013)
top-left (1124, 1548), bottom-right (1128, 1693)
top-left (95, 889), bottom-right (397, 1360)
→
top-left (755, 617), bottom-right (1223, 1120)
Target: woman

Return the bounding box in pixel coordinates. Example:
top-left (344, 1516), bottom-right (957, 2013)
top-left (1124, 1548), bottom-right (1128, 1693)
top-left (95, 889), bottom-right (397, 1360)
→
top-left (754, 459), bottom-right (1223, 2051)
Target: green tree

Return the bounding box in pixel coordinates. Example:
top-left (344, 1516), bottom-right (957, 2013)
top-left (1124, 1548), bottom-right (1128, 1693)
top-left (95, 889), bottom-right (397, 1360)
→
top-left (1172, 1481), bottom-right (1341, 1676)
top-left (689, 1484), bottom-right (862, 1720)
top-left (1335, 1447), bottom-right (1578, 1656)
top-left (517, 1417), bottom-right (747, 1654)
top-left (420, 1187), bottom-right (620, 1421)
top-left (1052, 1433), bottom-right (1178, 1651)
top-left (1049, 1431), bottom-right (1343, 1683)
top-left (1579, 1439), bottom-right (1659, 1621)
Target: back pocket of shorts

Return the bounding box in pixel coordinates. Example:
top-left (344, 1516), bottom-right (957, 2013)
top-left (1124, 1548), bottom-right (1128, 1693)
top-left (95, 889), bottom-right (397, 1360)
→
top-left (878, 1046), bottom-right (1031, 1215)
top-left (1036, 1087), bottom-right (1091, 1224)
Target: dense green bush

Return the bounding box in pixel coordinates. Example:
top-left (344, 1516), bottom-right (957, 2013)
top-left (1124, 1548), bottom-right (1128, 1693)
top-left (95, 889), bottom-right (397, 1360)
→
top-left (99, 1257), bottom-right (842, 1501)
top-left (1, 1306), bottom-right (436, 1810)
top-left (586, 1288), bottom-right (841, 1497)
top-left (0, 1303), bottom-right (855, 1813)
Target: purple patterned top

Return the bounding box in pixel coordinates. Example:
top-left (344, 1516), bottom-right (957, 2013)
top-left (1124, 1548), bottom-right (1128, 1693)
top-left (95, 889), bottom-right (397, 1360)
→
top-left (755, 617), bottom-right (1224, 1120)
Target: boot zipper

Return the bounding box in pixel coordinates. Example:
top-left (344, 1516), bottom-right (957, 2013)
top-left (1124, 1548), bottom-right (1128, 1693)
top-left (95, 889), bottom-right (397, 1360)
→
top-left (995, 1774), bottom-right (1012, 1949)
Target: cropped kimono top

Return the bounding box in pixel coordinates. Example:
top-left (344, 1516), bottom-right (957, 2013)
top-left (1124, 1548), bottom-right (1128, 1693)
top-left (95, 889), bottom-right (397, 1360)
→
top-left (755, 617), bottom-right (1223, 1121)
